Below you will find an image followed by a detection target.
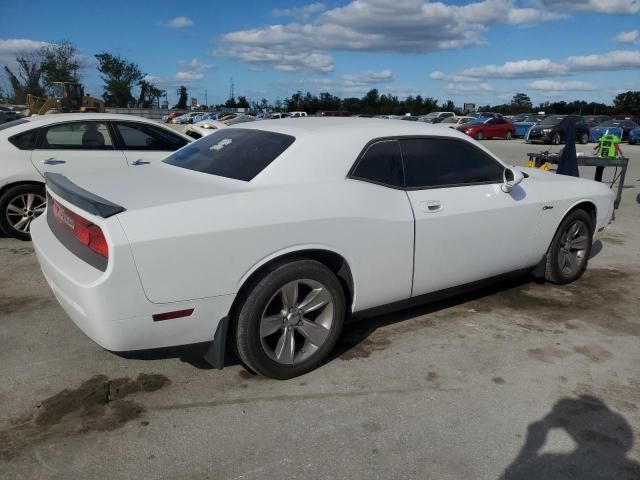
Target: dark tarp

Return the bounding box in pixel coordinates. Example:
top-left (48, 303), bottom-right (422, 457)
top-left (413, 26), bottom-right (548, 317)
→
top-left (556, 117), bottom-right (579, 177)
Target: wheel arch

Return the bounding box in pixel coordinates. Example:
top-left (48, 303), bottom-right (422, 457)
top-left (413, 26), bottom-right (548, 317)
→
top-left (0, 180), bottom-right (45, 198)
top-left (230, 247), bottom-right (356, 319)
top-left (562, 200), bottom-right (597, 232)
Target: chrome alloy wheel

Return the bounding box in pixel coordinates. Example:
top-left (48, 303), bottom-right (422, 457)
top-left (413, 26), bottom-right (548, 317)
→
top-left (6, 193), bottom-right (47, 234)
top-left (558, 220), bottom-right (590, 276)
top-left (259, 279), bottom-right (334, 365)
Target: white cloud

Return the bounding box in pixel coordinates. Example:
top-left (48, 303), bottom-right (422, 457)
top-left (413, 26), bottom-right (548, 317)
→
top-left (460, 59), bottom-right (569, 78)
top-left (567, 50), bottom-right (640, 70)
top-left (168, 16), bottom-right (193, 28)
top-left (0, 38), bottom-right (50, 65)
top-left (539, 0), bottom-right (640, 14)
top-left (447, 82), bottom-right (494, 93)
top-left (615, 30), bottom-right (638, 44)
top-left (272, 3), bottom-right (326, 21)
top-left (343, 69), bottom-right (394, 86)
top-left (174, 71), bottom-right (204, 81)
top-left (219, 0), bottom-right (561, 72)
top-left (529, 80), bottom-right (597, 91)
top-left (430, 71), bottom-right (446, 80)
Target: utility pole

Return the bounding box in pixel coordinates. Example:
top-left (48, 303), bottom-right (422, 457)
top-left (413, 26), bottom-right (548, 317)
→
top-left (229, 77), bottom-right (235, 101)
top-left (205, 88), bottom-right (208, 108)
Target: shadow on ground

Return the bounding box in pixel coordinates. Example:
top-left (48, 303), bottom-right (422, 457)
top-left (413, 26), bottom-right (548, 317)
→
top-left (499, 395), bottom-right (640, 479)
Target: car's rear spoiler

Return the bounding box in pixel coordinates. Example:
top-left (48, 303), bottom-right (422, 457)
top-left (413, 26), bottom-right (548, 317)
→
top-left (44, 172), bottom-right (125, 218)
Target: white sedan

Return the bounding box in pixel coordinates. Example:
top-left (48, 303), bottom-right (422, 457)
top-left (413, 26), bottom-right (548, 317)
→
top-left (31, 118), bottom-right (615, 379)
top-left (0, 113), bottom-right (191, 240)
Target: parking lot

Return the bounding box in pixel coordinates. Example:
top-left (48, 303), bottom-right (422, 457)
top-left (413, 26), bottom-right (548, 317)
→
top-left (1, 138), bottom-right (639, 479)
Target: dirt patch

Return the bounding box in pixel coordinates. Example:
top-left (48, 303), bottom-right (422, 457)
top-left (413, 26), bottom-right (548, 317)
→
top-left (492, 377), bottom-right (506, 385)
top-left (600, 233), bottom-right (625, 246)
top-left (427, 371), bottom-right (439, 382)
top-left (574, 380), bottom-right (639, 413)
top-left (528, 346), bottom-right (572, 363)
top-left (573, 345), bottom-right (613, 362)
top-left (0, 373), bottom-right (170, 461)
top-left (0, 294), bottom-right (53, 315)
top-left (0, 246), bottom-right (34, 255)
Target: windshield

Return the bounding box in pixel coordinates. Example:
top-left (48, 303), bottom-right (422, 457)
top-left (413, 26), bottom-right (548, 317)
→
top-left (164, 128), bottom-right (295, 181)
top-left (441, 117), bottom-right (458, 124)
top-left (523, 116), bottom-right (542, 123)
top-left (424, 112), bottom-right (438, 118)
top-left (539, 116), bottom-right (565, 126)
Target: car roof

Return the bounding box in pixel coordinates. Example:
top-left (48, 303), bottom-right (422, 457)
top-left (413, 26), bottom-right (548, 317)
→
top-left (222, 117), bottom-right (506, 185)
top-left (0, 113), bottom-right (190, 139)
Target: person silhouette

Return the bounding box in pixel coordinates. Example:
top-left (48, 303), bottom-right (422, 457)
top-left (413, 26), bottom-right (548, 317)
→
top-left (500, 395), bottom-right (640, 479)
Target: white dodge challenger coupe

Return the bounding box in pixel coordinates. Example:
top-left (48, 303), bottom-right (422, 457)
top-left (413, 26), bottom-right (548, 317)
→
top-left (31, 118), bottom-right (615, 379)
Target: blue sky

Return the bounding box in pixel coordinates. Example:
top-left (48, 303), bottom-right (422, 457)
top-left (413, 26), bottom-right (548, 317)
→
top-left (1, 0), bottom-right (639, 107)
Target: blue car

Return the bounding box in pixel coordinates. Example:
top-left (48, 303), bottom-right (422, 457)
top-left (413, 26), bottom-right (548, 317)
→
top-left (589, 120), bottom-right (638, 143)
top-left (514, 114), bottom-right (545, 138)
top-left (629, 127), bottom-right (640, 145)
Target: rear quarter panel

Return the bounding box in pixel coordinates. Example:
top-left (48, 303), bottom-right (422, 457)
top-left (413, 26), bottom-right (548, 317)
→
top-left (117, 180), bottom-right (415, 312)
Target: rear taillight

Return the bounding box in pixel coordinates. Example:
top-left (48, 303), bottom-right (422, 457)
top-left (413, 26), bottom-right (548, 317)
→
top-left (52, 199), bottom-right (108, 258)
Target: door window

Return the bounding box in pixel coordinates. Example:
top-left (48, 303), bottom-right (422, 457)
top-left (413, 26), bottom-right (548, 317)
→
top-left (114, 122), bottom-right (188, 151)
top-left (38, 122), bottom-right (114, 150)
top-left (400, 138), bottom-right (504, 189)
top-left (350, 140), bottom-right (404, 188)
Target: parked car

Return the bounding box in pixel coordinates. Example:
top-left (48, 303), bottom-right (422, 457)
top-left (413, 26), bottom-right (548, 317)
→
top-left (289, 111), bottom-right (307, 117)
top-left (418, 112), bottom-right (455, 124)
top-left (0, 114), bottom-right (191, 240)
top-left (183, 120), bottom-right (229, 140)
top-left (526, 115), bottom-right (590, 145)
top-left (270, 112), bottom-right (291, 119)
top-left (629, 126), bottom-right (640, 145)
top-left (0, 105), bottom-right (21, 123)
top-left (469, 112), bottom-right (503, 119)
top-left (173, 112), bottom-right (206, 124)
top-left (511, 113), bottom-right (529, 123)
top-left (583, 115), bottom-right (611, 129)
top-left (30, 118), bottom-right (614, 378)
top-left (435, 116), bottom-right (474, 129)
top-left (456, 117), bottom-right (515, 140)
top-left (164, 111), bottom-right (186, 123)
top-left (588, 119), bottom-right (639, 143)
top-left (514, 114), bottom-right (546, 138)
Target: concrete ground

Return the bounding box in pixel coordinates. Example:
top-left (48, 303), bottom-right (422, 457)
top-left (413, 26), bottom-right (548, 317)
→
top-left (1, 139), bottom-right (639, 480)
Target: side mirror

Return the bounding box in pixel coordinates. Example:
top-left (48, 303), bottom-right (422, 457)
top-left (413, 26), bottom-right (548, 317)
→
top-left (501, 167), bottom-right (525, 193)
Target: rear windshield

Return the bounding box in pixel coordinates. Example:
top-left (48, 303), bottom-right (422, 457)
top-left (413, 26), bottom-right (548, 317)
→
top-left (164, 128), bottom-right (295, 181)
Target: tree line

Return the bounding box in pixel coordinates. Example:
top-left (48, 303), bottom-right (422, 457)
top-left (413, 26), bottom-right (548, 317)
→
top-left (2, 41), bottom-right (639, 116)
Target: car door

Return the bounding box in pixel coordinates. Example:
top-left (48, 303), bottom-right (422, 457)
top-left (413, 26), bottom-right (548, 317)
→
top-left (400, 137), bottom-right (541, 296)
top-left (111, 121), bottom-right (190, 165)
top-left (30, 120), bottom-right (127, 177)
top-left (485, 118), bottom-right (500, 137)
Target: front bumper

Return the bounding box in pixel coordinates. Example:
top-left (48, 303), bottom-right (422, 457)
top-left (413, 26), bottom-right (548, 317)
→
top-left (31, 214), bottom-right (235, 353)
top-left (526, 130), bottom-right (553, 143)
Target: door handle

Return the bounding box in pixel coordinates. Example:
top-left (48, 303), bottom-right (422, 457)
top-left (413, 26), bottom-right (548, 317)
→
top-left (421, 200), bottom-right (443, 213)
top-left (131, 159), bottom-right (150, 165)
top-left (41, 158), bottom-right (66, 165)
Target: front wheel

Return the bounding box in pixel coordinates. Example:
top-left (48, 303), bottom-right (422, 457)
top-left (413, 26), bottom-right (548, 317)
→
top-left (579, 132), bottom-right (589, 144)
top-left (545, 210), bottom-right (593, 284)
top-left (552, 133), bottom-right (561, 145)
top-left (475, 131), bottom-right (485, 140)
top-left (232, 259), bottom-right (346, 379)
top-left (0, 184), bottom-right (47, 241)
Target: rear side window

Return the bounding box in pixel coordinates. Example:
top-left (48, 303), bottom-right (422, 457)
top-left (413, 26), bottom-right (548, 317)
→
top-left (401, 138), bottom-right (504, 189)
top-left (114, 122), bottom-right (188, 151)
top-left (351, 140), bottom-right (404, 188)
top-left (38, 122), bottom-right (114, 150)
top-left (164, 129), bottom-right (295, 181)
top-left (9, 128), bottom-right (39, 150)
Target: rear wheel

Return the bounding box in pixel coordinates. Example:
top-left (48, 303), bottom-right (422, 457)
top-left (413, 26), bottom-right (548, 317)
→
top-left (545, 209), bottom-right (593, 284)
top-left (505, 130), bottom-right (513, 140)
top-left (232, 259), bottom-right (346, 379)
top-left (475, 131), bottom-right (485, 140)
top-left (0, 184), bottom-right (46, 241)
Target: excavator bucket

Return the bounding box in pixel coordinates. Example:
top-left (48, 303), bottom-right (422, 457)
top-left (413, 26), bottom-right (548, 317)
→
top-left (27, 94), bottom-right (59, 115)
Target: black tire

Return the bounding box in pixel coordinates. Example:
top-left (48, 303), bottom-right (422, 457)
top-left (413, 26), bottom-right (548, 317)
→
top-left (545, 209), bottom-right (593, 284)
top-left (579, 132), bottom-right (589, 144)
top-left (476, 131), bottom-right (485, 140)
top-left (0, 184), bottom-right (46, 241)
top-left (552, 133), bottom-right (561, 145)
top-left (505, 130), bottom-right (513, 140)
top-left (232, 259), bottom-right (346, 379)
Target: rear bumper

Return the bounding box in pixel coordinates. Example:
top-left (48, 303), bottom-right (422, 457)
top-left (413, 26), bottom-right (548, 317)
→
top-left (31, 214), bottom-right (235, 353)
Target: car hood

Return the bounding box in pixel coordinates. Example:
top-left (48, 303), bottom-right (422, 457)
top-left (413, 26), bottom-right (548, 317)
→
top-left (60, 163), bottom-right (249, 213)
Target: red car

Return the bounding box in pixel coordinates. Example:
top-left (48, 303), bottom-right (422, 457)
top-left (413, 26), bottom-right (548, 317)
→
top-left (165, 111), bottom-right (186, 123)
top-left (457, 117), bottom-right (515, 140)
